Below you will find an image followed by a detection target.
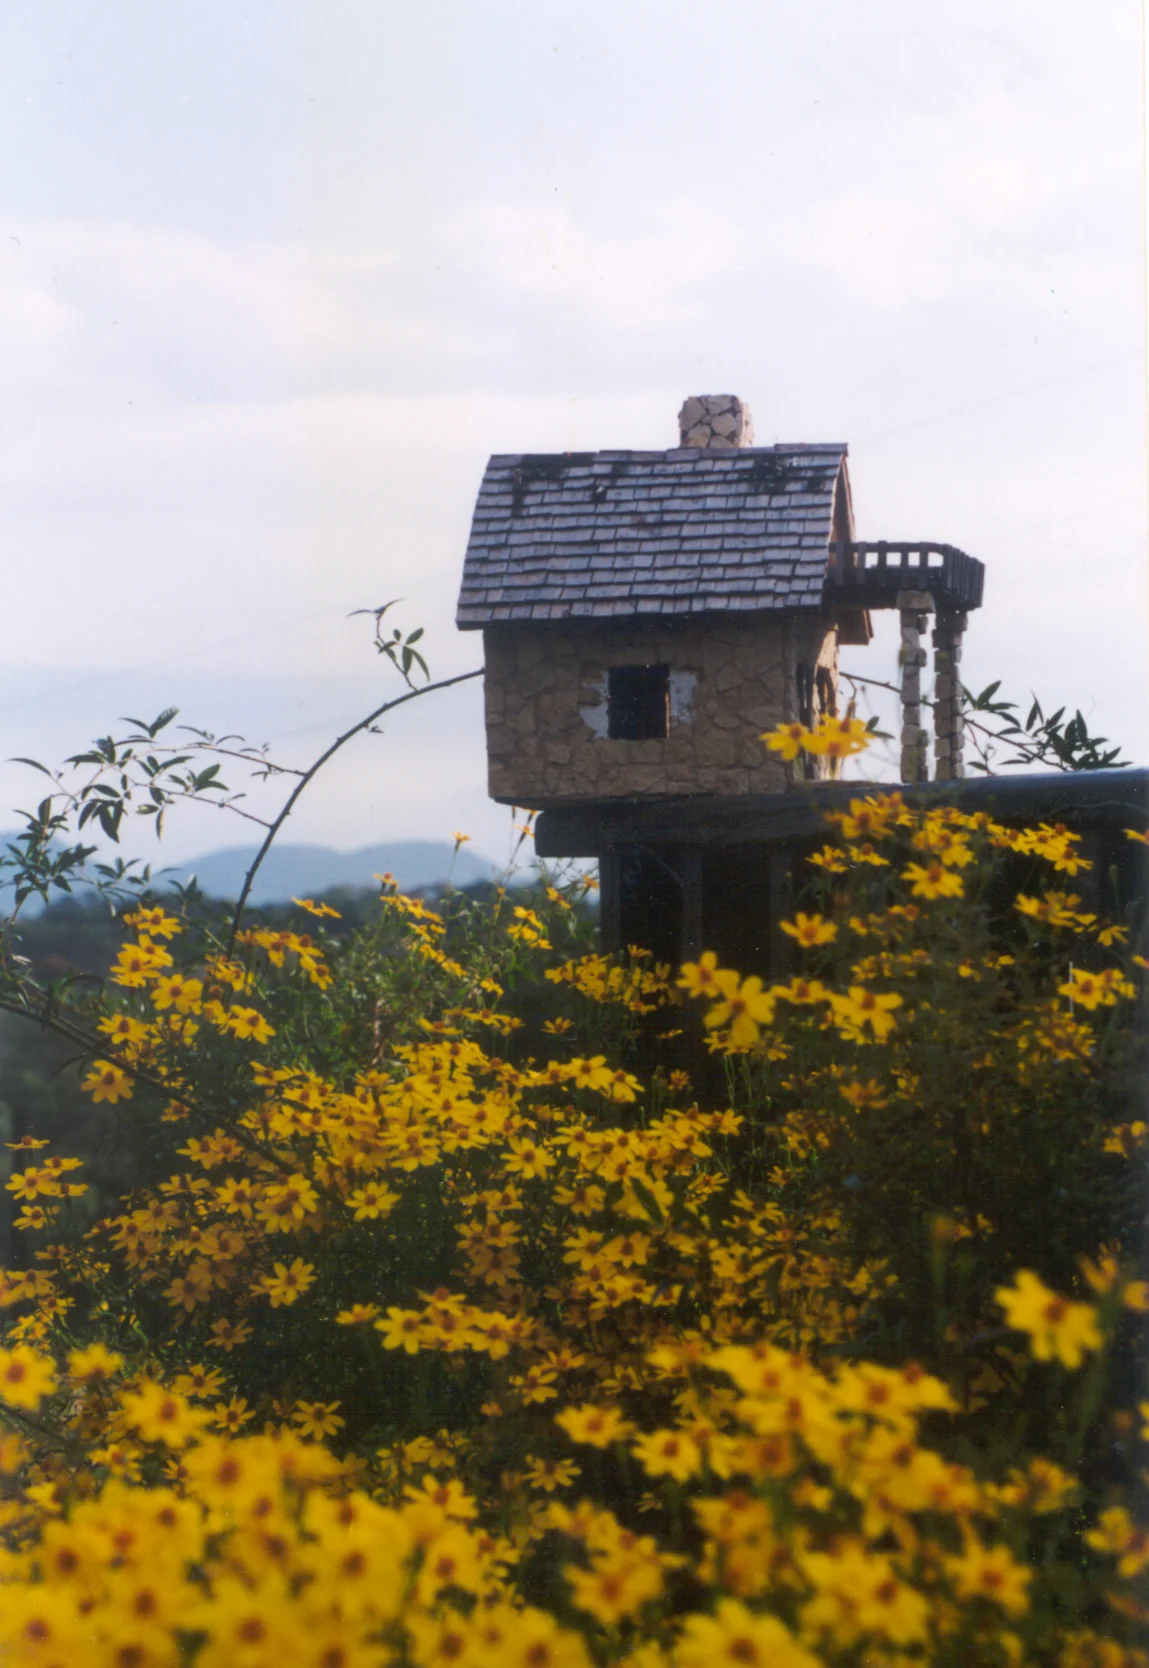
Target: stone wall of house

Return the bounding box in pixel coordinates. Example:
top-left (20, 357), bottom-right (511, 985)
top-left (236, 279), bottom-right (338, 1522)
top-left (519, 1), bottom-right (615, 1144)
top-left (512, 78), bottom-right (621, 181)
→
top-left (483, 616), bottom-right (837, 806)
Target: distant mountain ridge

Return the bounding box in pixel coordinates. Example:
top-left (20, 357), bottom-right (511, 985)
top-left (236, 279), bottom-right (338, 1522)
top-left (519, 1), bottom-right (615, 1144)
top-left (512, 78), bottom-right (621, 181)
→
top-left (162, 840), bottom-right (498, 904)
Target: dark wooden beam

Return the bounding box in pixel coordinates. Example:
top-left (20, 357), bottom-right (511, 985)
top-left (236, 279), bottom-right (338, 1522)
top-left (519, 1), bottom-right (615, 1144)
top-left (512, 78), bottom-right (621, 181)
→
top-left (534, 769), bottom-right (1148, 858)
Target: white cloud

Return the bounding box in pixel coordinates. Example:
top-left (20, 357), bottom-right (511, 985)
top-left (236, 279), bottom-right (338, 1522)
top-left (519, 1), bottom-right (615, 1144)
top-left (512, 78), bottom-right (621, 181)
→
top-left (445, 198), bottom-right (744, 329)
top-left (0, 221), bottom-right (491, 408)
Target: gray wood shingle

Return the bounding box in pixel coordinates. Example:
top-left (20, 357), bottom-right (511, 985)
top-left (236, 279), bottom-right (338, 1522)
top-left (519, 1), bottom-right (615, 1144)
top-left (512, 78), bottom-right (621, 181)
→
top-left (457, 444), bottom-right (848, 626)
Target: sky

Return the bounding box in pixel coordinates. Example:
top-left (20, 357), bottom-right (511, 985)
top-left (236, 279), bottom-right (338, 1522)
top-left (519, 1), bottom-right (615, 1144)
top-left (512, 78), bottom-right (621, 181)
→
top-left (0, 0), bottom-right (1145, 872)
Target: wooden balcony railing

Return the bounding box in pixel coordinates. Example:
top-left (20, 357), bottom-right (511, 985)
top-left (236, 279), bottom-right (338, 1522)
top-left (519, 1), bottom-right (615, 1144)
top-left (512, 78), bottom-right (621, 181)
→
top-left (826, 542), bottom-right (985, 613)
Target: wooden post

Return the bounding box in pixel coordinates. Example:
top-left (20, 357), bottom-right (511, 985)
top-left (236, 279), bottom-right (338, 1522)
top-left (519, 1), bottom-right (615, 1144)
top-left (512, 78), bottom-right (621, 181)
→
top-left (598, 847), bottom-right (622, 954)
top-left (931, 611), bottom-right (968, 780)
top-left (678, 846), bottom-right (704, 963)
top-left (767, 844), bottom-right (795, 981)
top-left (897, 589), bottom-right (933, 784)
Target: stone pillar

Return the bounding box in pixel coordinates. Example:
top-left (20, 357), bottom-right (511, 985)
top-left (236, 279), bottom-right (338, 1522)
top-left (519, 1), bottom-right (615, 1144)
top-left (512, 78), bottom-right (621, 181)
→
top-left (678, 394), bottom-right (755, 449)
top-left (896, 589), bottom-right (933, 784)
top-left (932, 611), bottom-right (968, 780)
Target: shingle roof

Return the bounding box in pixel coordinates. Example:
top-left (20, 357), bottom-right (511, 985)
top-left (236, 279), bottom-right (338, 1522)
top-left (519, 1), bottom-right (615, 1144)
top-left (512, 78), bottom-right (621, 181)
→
top-left (456, 444), bottom-right (849, 627)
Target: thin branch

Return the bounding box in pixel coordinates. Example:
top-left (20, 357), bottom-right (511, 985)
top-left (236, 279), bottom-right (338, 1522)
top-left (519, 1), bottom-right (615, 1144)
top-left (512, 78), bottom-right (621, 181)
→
top-left (839, 671), bottom-right (1053, 772)
top-left (173, 797), bottom-right (274, 830)
top-left (226, 667), bottom-right (484, 948)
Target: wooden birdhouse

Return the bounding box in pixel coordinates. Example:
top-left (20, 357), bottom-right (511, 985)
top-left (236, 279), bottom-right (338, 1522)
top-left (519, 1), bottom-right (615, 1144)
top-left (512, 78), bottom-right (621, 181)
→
top-left (456, 396), bottom-right (986, 970)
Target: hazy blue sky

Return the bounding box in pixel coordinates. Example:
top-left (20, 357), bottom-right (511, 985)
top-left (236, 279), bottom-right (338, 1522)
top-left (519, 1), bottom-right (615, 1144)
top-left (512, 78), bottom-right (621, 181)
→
top-left (1, 1), bottom-right (1144, 867)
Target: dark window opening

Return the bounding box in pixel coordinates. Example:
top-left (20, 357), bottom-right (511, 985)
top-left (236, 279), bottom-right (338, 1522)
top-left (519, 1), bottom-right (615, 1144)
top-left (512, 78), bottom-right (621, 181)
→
top-left (608, 664), bottom-right (670, 740)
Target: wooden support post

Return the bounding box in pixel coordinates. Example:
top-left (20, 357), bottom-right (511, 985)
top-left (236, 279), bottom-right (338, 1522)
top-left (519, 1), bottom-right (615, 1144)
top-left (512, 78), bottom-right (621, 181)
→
top-left (931, 612), bottom-right (967, 780)
top-left (678, 846), bottom-right (704, 964)
top-left (598, 847), bottom-right (622, 954)
top-left (897, 589), bottom-right (933, 784)
top-left (767, 843), bottom-right (795, 981)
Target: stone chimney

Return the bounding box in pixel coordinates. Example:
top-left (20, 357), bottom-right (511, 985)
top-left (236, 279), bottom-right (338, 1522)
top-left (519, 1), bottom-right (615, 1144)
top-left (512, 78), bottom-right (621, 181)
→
top-left (678, 394), bottom-right (755, 449)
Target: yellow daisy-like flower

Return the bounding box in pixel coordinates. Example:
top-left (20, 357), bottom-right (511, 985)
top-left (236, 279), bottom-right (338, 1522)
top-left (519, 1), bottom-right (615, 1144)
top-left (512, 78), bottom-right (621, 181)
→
top-left (704, 973), bottom-right (776, 1050)
top-left (676, 1599), bottom-right (820, 1668)
top-left (902, 861), bottom-right (964, 900)
top-left (82, 1059), bottom-right (134, 1104)
top-left (0, 1345), bottom-right (57, 1411)
top-left (120, 1382), bottom-right (209, 1448)
top-left (802, 713), bottom-right (871, 759)
top-left (1058, 967), bottom-right (1133, 1010)
top-left (632, 1427), bottom-right (704, 1482)
top-left (150, 973), bottom-right (204, 1013)
top-left (254, 1257), bottom-right (316, 1308)
top-left (336, 1303), bottom-right (382, 1325)
top-left (292, 896), bottom-right (342, 917)
top-left (780, 912), bottom-right (837, 947)
top-left (291, 1399), bottom-right (345, 1439)
top-left (67, 1342), bottom-right (124, 1382)
top-left (677, 951), bottom-right (725, 997)
top-left (525, 1455), bottom-right (581, 1493)
top-left (555, 1404), bottom-right (636, 1449)
top-left (110, 940), bottom-right (172, 987)
top-left (218, 1005), bottom-right (275, 1044)
top-left (122, 905), bottom-right (182, 938)
top-left (761, 720), bottom-right (810, 761)
top-left (945, 1540), bottom-right (1032, 1616)
top-left (995, 1269), bottom-right (1102, 1369)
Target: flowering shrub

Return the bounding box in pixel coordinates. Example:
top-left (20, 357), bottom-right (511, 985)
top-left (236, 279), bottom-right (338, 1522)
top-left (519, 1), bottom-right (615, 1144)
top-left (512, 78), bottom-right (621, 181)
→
top-left (0, 720), bottom-right (1145, 1666)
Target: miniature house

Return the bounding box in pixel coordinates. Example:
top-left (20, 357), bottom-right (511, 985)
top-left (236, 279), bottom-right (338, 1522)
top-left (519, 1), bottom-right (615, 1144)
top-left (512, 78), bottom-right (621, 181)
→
top-left (457, 396), bottom-right (986, 970)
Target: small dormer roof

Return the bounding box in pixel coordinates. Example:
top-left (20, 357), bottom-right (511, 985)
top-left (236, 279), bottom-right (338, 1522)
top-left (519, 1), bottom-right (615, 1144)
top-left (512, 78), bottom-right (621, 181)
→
top-left (456, 443), bottom-right (850, 628)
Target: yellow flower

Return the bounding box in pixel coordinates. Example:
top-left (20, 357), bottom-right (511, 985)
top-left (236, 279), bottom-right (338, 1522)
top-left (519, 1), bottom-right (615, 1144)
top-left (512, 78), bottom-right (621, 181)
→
top-left (780, 912), bottom-right (837, 947)
top-left (762, 720), bottom-right (810, 761)
top-left (97, 1012), bottom-right (150, 1046)
top-left (0, 1344), bottom-right (57, 1410)
top-left (567, 1557), bottom-right (663, 1625)
top-left (802, 714), bottom-right (871, 758)
top-left (995, 1270), bottom-right (1102, 1369)
top-left (207, 1317), bottom-right (252, 1351)
top-left (376, 1307), bottom-right (425, 1354)
top-left (675, 1599), bottom-right (820, 1668)
top-left (829, 986), bottom-right (903, 1042)
top-left (110, 939), bottom-right (173, 985)
top-left (481, 1607), bottom-right (592, 1668)
top-left (218, 1004), bottom-right (275, 1044)
top-left (555, 1404), bottom-right (636, 1448)
top-left (808, 844), bottom-right (849, 873)
top-left (292, 896), bottom-right (342, 917)
top-left (677, 951), bottom-right (726, 997)
top-left (123, 906), bottom-right (182, 938)
top-left (705, 974), bottom-right (776, 1049)
top-left (525, 1455), bottom-right (581, 1493)
top-left (210, 1395), bottom-right (255, 1433)
top-left (292, 1399), bottom-right (345, 1438)
top-left (1059, 967), bottom-right (1133, 1010)
top-left (1085, 1506), bottom-right (1149, 1579)
top-left (838, 1078), bottom-right (889, 1111)
top-left (945, 1540), bottom-right (1032, 1616)
top-left (82, 1059), bottom-right (134, 1104)
top-left (171, 1362), bottom-right (225, 1399)
top-left (337, 1303), bottom-right (382, 1325)
top-left (150, 973), bottom-right (204, 1013)
top-left (67, 1342), bottom-right (123, 1382)
top-left (120, 1381), bottom-right (209, 1447)
top-left (902, 861), bottom-right (964, 900)
top-left (404, 1474), bottom-right (478, 1519)
top-left (632, 1427), bottom-right (704, 1482)
top-left (503, 1135), bottom-right (556, 1179)
top-left (254, 1257), bottom-right (316, 1307)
